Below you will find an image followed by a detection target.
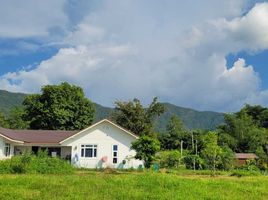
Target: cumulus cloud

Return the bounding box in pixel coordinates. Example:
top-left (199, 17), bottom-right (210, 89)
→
top-left (1, 0), bottom-right (268, 112)
top-left (0, 0), bottom-right (68, 38)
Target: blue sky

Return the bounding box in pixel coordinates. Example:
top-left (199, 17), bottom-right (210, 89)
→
top-left (1, 0), bottom-right (268, 112)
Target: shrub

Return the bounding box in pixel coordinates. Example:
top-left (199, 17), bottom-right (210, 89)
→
top-left (156, 150), bottom-right (181, 168)
top-left (184, 155), bottom-right (204, 170)
top-left (0, 152), bottom-right (74, 174)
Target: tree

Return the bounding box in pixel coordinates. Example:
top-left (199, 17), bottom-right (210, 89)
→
top-left (112, 97), bottom-right (164, 135)
top-left (7, 107), bottom-right (29, 129)
top-left (0, 112), bottom-right (8, 128)
top-left (201, 132), bottom-right (222, 175)
top-left (159, 115), bottom-right (187, 150)
top-left (23, 82), bottom-right (95, 130)
top-left (131, 135), bottom-right (160, 168)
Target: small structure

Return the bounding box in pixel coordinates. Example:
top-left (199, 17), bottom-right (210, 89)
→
top-left (0, 119), bottom-right (143, 169)
top-left (234, 153), bottom-right (258, 166)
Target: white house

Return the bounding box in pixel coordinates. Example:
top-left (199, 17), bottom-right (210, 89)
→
top-left (0, 119), bottom-right (143, 169)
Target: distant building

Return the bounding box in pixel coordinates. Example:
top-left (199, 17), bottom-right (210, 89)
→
top-left (235, 153), bottom-right (258, 166)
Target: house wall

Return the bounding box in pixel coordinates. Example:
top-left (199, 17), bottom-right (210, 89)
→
top-left (62, 121), bottom-right (143, 169)
top-left (0, 137), bottom-right (15, 159)
top-left (61, 146), bottom-right (71, 159)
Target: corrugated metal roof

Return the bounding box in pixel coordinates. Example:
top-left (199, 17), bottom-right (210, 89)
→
top-left (235, 153), bottom-right (258, 159)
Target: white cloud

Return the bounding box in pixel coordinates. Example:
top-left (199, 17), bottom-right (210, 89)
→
top-left (225, 2), bottom-right (268, 51)
top-left (0, 0), bottom-right (68, 38)
top-left (1, 1), bottom-right (268, 112)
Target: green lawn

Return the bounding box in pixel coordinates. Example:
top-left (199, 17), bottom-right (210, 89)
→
top-left (0, 171), bottom-right (267, 200)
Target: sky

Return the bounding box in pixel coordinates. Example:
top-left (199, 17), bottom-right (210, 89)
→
top-left (0, 0), bottom-right (268, 112)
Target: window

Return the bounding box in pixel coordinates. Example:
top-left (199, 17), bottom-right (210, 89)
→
top-left (4, 143), bottom-right (10, 157)
top-left (81, 145), bottom-right (97, 158)
top-left (113, 145), bottom-right (118, 164)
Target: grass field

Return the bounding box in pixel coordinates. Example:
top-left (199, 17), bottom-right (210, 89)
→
top-left (0, 171), bottom-right (267, 200)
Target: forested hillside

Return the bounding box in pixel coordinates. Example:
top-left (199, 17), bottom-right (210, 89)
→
top-left (0, 90), bottom-right (224, 130)
top-left (0, 90), bottom-right (27, 115)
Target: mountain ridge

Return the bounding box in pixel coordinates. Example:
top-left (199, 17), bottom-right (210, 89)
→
top-left (0, 90), bottom-right (224, 131)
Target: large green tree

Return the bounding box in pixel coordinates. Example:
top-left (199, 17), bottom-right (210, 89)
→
top-left (23, 82), bottom-right (95, 130)
top-left (131, 135), bottom-right (160, 168)
top-left (159, 115), bottom-right (188, 150)
top-left (112, 97), bottom-right (164, 135)
top-left (201, 132), bottom-right (222, 175)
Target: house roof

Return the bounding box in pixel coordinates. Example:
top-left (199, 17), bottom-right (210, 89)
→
top-left (235, 153), bottom-right (258, 159)
top-left (59, 119), bottom-right (139, 144)
top-left (0, 119), bottom-right (138, 145)
top-left (0, 127), bottom-right (78, 144)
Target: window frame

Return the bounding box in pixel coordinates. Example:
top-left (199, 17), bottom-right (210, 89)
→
top-left (4, 143), bottom-right (11, 157)
top-left (112, 144), bottom-right (118, 164)
top-left (80, 144), bottom-right (98, 158)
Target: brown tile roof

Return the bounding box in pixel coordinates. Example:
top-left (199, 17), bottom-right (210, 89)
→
top-left (0, 127), bottom-right (78, 144)
top-left (235, 153), bottom-right (258, 159)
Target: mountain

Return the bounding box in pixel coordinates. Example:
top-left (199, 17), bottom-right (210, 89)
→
top-left (0, 90), bottom-right (27, 115)
top-left (155, 103), bottom-right (224, 132)
top-left (0, 90), bottom-right (224, 131)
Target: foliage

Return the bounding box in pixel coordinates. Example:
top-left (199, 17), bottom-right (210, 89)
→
top-left (23, 82), bottom-right (95, 130)
top-left (0, 111), bottom-right (8, 128)
top-left (0, 90), bottom-right (26, 115)
top-left (0, 90), bottom-right (226, 131)
top-left (6, 107), bottom-right (29, 129)
top-left (156, 150), bottom-right (181, 168)
top-left (159, 115), bottom-right (187, 150)
top-left (201, 132), bottom-right (222, 175)
top-left (217, 105), bottom-right (268, 169)
top-left (0, 152), bottom-right (74, 174)
top-left (217, 146), bottom-right (235, 170)
top-left (131, 135), bottom-right (161, 168)
top-left (112, 97), bottom-right (164, 135)
top-left (184, 155), bottom-right (204, 170)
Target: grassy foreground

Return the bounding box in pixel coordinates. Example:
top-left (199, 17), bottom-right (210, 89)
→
top-left (0, 171), bottom-right (267, 200)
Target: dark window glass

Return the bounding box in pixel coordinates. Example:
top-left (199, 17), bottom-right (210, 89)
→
top-left (85, 148), bottom-right (93, 157)
top-left (113, 152), bottom-right (117, 157)
top-left (113, 158), bottom-right (117, 164)
top-left (94, 149), bottom-right (97, 157)
top-left (113, 145), bottom-right (118, 151)
top-left (81, 148), bottom-right (84, 157)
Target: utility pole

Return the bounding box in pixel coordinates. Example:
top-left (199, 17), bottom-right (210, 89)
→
top-left (181, 140), bottom-right (183, 158)
top-left (192, 132), bottom-right (194, 150)
top-left (195, 139), bottom-right (198, 156)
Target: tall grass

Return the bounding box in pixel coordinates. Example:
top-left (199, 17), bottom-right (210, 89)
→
top-left (0, 172), bottom-right (267, 200)
top-left (0, 152), bottom-right (73, 174)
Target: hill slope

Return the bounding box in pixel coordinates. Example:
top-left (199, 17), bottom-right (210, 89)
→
top-left (0, 90), bottom-right (27, 115)
top-left (0, 90), bottom-right (224, 130)
top-left (155, 103), bottom-right (224, 132)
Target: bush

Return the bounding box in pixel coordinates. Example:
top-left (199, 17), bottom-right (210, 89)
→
top-left (230, 170), bottom-right (261, 177)
top-left (0, 152), bottom-right (74, 174)
top-left (184, 155), bottom-right (204, 170)
top-left (156, 150), bottom-right (181, 168)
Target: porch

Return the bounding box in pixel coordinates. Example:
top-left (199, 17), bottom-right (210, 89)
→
top-left (14, 145), bottom-right (72, 160)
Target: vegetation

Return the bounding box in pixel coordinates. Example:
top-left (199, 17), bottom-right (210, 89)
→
top-left (0, 172), bottom-right (267, 200)
top-left (0, 151), bottom-right (74, 174)
top-left (0, 90), bottom-right (26, 115)
top-left (112, 97), bottom-right (164, 135)
top-left (131, 135), bottom-right (160, 168)
top-left (23, 82), bottom-right (95, 130)
top-left (159, 115), bottom-right (186, 150)
top-left (0, 90), bottom-right (225, 130)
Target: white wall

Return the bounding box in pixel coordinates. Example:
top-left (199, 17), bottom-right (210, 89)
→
top-left (62, 121), bottom-right (143, 169)
top-left (0, 137), bottom-right (15, 159)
